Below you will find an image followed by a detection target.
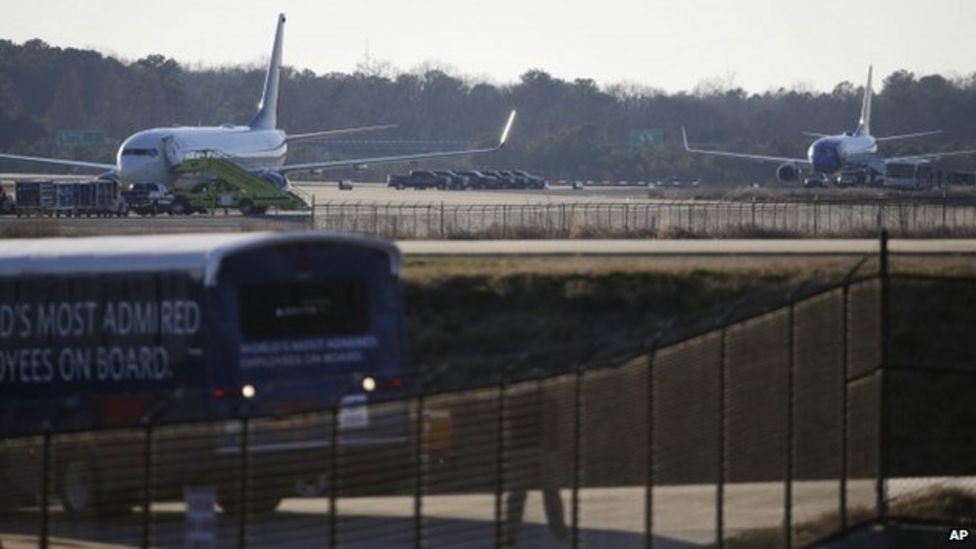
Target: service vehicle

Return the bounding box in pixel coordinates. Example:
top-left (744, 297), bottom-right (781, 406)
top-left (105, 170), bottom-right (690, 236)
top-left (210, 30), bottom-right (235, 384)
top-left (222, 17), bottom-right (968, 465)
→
top-left (121, 182), bottom-right (174, 215)
top-left (16, 179), bottom-right (128, 217)
top-left (0, 232), bottom-right (423, 514)
top-left (0, 187), bottom-right (13, 215)
top-left (883, 161), bottom-right (941, 190)
top-left (170, 179), bottom-right (285, 215)
top-left (169, 155), bottom-right (309, 215)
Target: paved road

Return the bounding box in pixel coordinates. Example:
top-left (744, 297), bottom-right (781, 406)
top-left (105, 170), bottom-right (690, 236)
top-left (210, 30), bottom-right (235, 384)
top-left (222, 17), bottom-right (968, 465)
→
top-left (398, 239), bottom-right (976, 256)
top-left (0, 478), bottom-right (962, 548)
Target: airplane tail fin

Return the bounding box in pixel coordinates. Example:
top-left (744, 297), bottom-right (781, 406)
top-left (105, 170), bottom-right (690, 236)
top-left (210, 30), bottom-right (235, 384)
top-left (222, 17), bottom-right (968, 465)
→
top-left (855, 65), bottom-right (872, 136)
top-left (249, 13), bottom-right (286, 130)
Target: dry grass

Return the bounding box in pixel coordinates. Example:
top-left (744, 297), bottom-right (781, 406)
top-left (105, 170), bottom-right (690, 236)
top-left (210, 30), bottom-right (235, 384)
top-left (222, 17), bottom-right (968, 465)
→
top-left (402, 254), bottom-right (976, 369)
top-left (718, 486), bottom-right (976, 548)
top-left (0, 217), bottom-right (65, 238)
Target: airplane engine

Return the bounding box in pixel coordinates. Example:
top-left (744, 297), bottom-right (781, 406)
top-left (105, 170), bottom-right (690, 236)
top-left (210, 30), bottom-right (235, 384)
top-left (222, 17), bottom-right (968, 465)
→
top-left (776, 163), bottom-right (802, 182)
top-left (259, 170), bottom-right (290, 190)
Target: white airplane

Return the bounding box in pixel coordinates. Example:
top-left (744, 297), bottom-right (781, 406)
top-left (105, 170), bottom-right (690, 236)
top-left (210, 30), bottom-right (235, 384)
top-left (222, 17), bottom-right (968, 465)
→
top-left (0, 14), bottom-right (516, 190)
top-left (682, 66), bottom-right (976, 187)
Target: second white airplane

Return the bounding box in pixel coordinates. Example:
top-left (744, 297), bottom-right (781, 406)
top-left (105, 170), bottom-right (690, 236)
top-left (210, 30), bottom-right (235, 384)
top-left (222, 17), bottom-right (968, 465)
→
top-left (0, 14), bottom-right (516, 190)
top-left (682, 66), bottom-right (976, 187)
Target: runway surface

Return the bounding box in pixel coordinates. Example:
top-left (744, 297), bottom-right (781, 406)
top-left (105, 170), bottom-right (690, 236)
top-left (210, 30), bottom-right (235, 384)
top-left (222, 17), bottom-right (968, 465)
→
top-left (297, 181), bottom-right (654, 204)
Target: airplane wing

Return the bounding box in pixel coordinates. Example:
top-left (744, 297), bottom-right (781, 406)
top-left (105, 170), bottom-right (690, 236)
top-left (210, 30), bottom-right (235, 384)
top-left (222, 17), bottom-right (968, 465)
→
top-left (287, 124), bottom-right (398, 142)
top-left (682, 127), bottom-right (808, 165)
top-left (0, 153), bottom-right (114, 171)
top-left (887, 147), bottom-right (976, 162)
top-left (279, 111), bottom-right (516, 174)
top-left (875, 130), bottom-right (942, 142)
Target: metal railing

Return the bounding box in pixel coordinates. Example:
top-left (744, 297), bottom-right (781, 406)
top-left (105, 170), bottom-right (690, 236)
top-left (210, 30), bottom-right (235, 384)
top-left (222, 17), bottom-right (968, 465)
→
top-left (309, 198), bottom-right (976, 239)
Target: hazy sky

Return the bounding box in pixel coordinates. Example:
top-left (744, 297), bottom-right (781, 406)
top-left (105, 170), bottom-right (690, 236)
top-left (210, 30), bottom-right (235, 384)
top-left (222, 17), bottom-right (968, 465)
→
top-left (2, 0), bottom-right (975, 93)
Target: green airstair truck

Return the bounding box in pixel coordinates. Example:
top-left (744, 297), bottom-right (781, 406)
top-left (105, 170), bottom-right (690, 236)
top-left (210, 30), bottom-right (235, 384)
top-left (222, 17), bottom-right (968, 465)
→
top-left (170, 155), bottom-right (310, 215)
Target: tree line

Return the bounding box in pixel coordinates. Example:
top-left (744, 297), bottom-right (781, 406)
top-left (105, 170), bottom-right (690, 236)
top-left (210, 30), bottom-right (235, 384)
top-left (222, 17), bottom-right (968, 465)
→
top-left (2, 37), bottom-right (976, 183)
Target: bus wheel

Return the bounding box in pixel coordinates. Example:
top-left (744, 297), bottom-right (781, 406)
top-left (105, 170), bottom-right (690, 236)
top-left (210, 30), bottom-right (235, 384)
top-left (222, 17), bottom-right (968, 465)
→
top-left (217, 484), bottom-right (282, 514)
top-left (295, 474), bottom-right (329, 497)
top-left (60, 458), bottom-right (132, 516)
top-left (61, 459), bottom-right (95, 513)
top-left (239, 199), bottom-right (255, 216)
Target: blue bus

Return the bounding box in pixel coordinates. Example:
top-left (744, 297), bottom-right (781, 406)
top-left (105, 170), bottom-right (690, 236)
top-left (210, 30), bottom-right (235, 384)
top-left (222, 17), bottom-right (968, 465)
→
top-left (0, 231), bottom-right (412, 513)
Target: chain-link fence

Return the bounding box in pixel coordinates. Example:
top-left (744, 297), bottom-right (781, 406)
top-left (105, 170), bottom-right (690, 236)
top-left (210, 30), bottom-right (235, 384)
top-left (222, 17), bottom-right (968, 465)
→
top-left (309, 199), bottom-right (976, 239)
top-left (2, 243), bottom-right (974, 547)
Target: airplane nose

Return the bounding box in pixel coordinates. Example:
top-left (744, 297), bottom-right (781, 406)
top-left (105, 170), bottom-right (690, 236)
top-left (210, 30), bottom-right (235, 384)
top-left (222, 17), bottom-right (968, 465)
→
top-left (812, 144), bottom-right (841, 174)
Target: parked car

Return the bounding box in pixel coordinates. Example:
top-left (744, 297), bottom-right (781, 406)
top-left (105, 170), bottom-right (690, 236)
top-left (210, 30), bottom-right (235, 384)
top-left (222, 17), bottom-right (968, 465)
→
top-left (495, 169), bottom-right (526, 188)
top-left (387, 170), bottom-right (451, 190)
top-left (455, 170), bottom-right (499, 190)
top-left (511, 169), bottom-right (548, 189)
top-left (478, 169), bottom-right (512, 189)
top-left (432, 170), bottom-right (470, 190)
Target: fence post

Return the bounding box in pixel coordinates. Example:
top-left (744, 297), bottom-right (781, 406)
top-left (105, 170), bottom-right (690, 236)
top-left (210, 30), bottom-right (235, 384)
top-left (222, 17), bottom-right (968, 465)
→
top-left (572, 367), bottom-right (583, 549)
top-left (645, 326), bottom-right (668, 549)
top-left (494, 382), bottom-right (506, 549)
top-left (414, 393), bottom-right (425, 549)
top-left (440, 201), bottom-right (445, 239)
top-left (838, 255), bottom-right (868, 533)
top-left (942, 190), bottom-right (948, 230)
top-left (239, 416), bottom-right (249, 549)
top-left (141, 424), bottom-right (153, 549)
top-left (717, 325), bottom-right (727, 549)
top-left (813, 195), bottom-right (819, 237)
top-left (40, 430), bottom-right (51, 549)
top-left (329, 406), bottom-right (339, 548)
top-left (785, 299), bottom-right (796, 548)
top-left (646, 344), bottom-right (655, 549)
top-left (877, 230), bottom-right (890, 521)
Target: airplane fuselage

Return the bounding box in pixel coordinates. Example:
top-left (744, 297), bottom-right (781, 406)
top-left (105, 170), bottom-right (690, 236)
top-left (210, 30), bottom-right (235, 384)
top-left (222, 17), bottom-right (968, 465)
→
top-left (806, 134), bottom-right (877, 175)
top-left (116, 126), bottom-right (287, 186)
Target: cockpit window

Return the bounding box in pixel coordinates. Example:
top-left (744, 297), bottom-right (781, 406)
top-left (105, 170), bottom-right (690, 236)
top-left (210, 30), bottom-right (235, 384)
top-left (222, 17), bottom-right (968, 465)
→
top-left (122, 148), bottom-right (159, 157)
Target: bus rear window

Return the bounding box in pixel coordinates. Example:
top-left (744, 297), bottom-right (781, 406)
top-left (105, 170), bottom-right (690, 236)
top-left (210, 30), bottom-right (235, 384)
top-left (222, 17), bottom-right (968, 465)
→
top-left (238, 280), bottom-right (370, 340)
